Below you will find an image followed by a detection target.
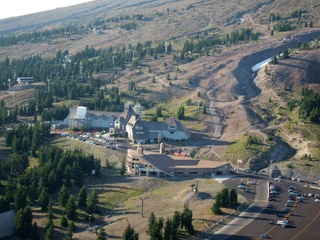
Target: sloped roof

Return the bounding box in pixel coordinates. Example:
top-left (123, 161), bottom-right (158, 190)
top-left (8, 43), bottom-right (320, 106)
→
top-left (0, 210), bottom-right (15, 238)
top-left (133, 149), bottom-right (228, 172)
top-left (87, 110), bottom-right (121, 120)
top-left (117, 107), bottom-right (137, 124)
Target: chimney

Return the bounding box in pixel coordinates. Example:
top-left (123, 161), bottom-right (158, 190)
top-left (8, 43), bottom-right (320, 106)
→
top-left (159, 142), bottom-right (164, 154)
top-left (137, 142), bottom-right (143, 155)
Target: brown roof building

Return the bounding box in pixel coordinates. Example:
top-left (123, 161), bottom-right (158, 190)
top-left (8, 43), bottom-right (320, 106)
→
top-left (126, 143), bottom-right (230, 177)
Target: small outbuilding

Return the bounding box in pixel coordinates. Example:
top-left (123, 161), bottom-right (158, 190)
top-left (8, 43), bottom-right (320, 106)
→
top-left (0, 210), bottom-right (16, 238)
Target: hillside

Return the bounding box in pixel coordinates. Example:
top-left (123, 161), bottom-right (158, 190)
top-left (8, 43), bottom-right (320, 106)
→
top-left (1, 1), bottom-right (320, 238)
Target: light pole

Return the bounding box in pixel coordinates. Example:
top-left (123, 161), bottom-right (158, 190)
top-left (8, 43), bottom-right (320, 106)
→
top-left (47, 79), bottom-right (50, 92)
top-left (269, 160), bottom-right (273, 180)
top-left (112, 56), bottom-right (116, 69)
top-left (140, 197), bottom-right (144, 217)
top-left (88, 214), bottom-right (92, 226)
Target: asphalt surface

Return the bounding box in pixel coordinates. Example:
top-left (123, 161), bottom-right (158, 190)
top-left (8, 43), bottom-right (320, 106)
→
top-left (211, 173), bottom-right (320, 240)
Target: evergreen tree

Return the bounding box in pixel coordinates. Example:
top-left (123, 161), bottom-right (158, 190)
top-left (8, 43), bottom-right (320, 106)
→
top-left (65, 221), bottom-right (75, 240)
top-left (64, 165), bottom-right (73, 187)
top-left (38, 187), bottom-right (49, 211)
top-left (60, 215), bottom-right (69, 227)
top-left (202, 105), bottom-right (207, 114)
top-left (14, 187), bottom-right (27, 210)
top-left (78, 185), bottom-right (87, 207)
top-left (181, 204), bottom-right (194, 234)
top-left (220, 188), bottom-right (229, 207)
top-left (123, 224), bottom-right (139, 240)
top-left (47, 198), bottom-right (54, 220)
top-left (30, 221), bottom-right (40, 240)
top-left (156, 107), bottom-right (162, 117)
top-left (65, 194), bottom-right (77, 220)
top-left (177, 106), bottom-right (185, 119)
top-left (229, 188), bottom-right (238, 207)
top-left (87, 190), bottom-right (99, 214)
top-left (147, 212), bottom-right (156, 236)
top-left (163, 218), bottom-right (172, 240)
top-left (15, 206), bottom-right (33, 238)
top-left (120, 157), bottom-right (126, 176)
top-left (0, 196), bottom-right (10, 213)
top-left (44, 221), bottom-right (54, 240)
top-left (211, 192), bottom-right (222, 215)
top-left (171, 211), bottom-right (181, 240)
top-left (59, 184), bottom-right (69, 207)
top-left (96, 227), bottom-right (107, 240)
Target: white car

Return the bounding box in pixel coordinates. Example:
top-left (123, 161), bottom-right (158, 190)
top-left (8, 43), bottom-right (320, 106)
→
top-left (238, 185), bottom-right (246, 189)
top-left (277, 219), bottom-right (289, 225)
top-left (247, 181), bottom-right (255, 185)
top-left (315, 198), bottom-right (320, 203)
top-left (287, 199), bottom-right (295, 203)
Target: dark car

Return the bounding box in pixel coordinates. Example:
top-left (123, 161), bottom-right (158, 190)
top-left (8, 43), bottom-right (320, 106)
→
top-left (282, 208), bottom-right (291, 213)
top-left (276, 212), bottom-right (284, 217)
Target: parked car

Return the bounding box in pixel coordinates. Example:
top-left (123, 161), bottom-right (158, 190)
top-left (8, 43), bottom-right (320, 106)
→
top-left (289, 211), bottom-right (297, 216)
top-left (315, 198), bottom-right (320, 203)
top-left (238, 185), bottom-right (246, 189)
top-left (260, 234), bottom-right (270, 239)
top-left (282, 208), bottom-right (291, 213)
top-left (282, 223), bottom-right (294, 228)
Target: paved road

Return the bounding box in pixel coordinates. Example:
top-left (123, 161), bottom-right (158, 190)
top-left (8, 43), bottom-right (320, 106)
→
top-left (212, 174), bottom-right (320, 240)
top-left (210, 174), bottom-right (268, 240)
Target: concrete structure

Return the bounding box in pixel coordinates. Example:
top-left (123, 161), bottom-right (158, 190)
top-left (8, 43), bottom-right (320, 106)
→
top-left (17, 77), bottom-right (34, 84)
top-left (0, 210), bottom-right (15, 238)
top-left (126, 116), bottom-right (190, 143)
top-left (63, 106), bottom-right (121, 130)
top-left (126, 143), bottom-right (230, 177)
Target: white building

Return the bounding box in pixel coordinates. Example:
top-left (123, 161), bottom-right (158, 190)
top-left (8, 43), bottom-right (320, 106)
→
top-left (63, 106), bottom-right (121, 130)
top-left (126, 115), bottom-right (190, 143)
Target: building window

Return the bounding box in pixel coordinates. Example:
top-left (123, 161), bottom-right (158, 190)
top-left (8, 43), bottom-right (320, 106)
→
top-left (169, 131), bottom-right (175, 134)
top-left (189, 172), bottom-right (197, 174)
top-left (175, 172), bottom-right (183, 174)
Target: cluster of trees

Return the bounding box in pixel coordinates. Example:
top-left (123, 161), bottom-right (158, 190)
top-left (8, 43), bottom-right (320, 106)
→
top-left (146, 205), bottom-right (194, 240)
top-left (299, 88), bottom-right (320, 123)
top-left (0, 100), bottom-right (18, 127)
top-left (3, 122), bottom-right (50, 158)
top-left (79, 87), bottom-right (122, 112)
top-left (0, 25), bottom-right (85, 47)
top-left (179, 27), bottom-right (260, 58)
top-left (211, 188), bottom-right (238, 215)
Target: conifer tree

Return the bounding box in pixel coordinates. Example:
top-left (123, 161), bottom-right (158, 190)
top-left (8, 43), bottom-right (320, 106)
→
top-left (60, 214), bottom-right (69, 227)
top-left (65, 194), bottom-right (77, 220)
top-left (123, 224), bottom-right (139, 240)
top-left (15, 206), bottom-right (33, 238)
top-left (87, 190), bottom-right (99, 214)
top-left (59, 184), bottom-right (69, 207)
top-left (38, 187), bottom-right (49, 211)
top-left (30, 221), bottom-right (40, 240)
top-left (96, 227), bottom-right (107, 240)
top-left (78, 185), bottom-right (87, 207)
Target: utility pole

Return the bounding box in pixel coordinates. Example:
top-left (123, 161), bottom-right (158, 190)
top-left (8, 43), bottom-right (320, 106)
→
top-left (132, 50), bottom-right (135, 60)
top-left (112, 55), bottom-right (116, 69)
top-left (140, 197), bottom-right (144, 217)
top-left (8, 79), bottom-right (11, 92)
top-left (47, 79), bottom-right (50, 92)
